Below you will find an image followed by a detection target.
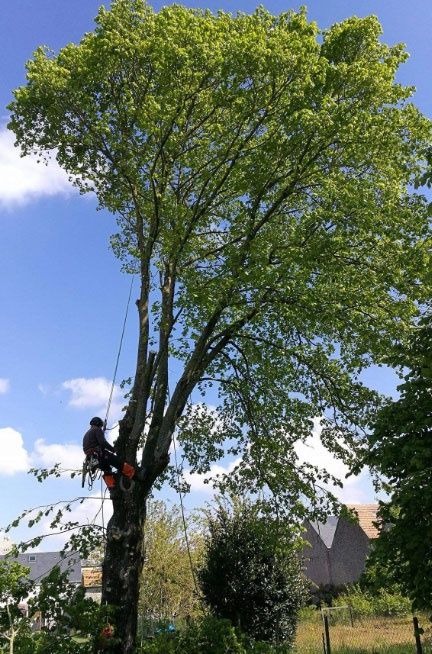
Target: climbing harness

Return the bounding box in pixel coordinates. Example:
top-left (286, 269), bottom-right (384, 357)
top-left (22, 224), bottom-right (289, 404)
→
top-left (119, 475), bottom-right (135, 493)
top-left (81, 452), bottom-right (100, 490)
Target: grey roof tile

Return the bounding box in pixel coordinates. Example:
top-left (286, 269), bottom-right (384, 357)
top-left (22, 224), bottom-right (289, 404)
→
top-left (0, 551), bottom-right (81, 584)
top-left (310, 516), bottom-right (339, 549)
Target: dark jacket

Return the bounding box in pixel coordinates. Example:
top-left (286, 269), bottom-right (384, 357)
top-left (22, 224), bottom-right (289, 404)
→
top-left (83, 426), bottom-right (115, 454)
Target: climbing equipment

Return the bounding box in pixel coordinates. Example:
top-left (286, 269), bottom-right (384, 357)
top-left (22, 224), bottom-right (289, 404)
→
top-left (104, 277), bottom-right (134, 429)
top-left (81, 452), bottom-right (100, 490)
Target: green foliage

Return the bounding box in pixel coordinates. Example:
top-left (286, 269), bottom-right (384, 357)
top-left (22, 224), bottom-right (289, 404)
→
top-left (198, 498), bottom-right (306, 645)
top-left (139, 616), bottom-right (293, 654)
top-left (338, 585), bottom-right (411, 618)
top-left (0, 564), bottom-right (106, 654)
top-left (8, 0), bottom-right (432, 523)
top-left (139, 501), bottom-right (203, 622)
top-left (140, 616), bottom-right (246, 654)
top-left (0, 559), bottom-right (32, 652)
top-left (364, 313), bottom-right (432, 610)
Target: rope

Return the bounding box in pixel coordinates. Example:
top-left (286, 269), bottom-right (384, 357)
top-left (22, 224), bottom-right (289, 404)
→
top-left (99, 276), bottom-right (134, 541)
top-left (104, 276), bottom-right (135, 428)
top-left (172, 430), bottom-right (200, 598)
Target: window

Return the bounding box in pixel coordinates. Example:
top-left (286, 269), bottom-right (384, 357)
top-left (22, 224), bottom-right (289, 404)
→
top-left (28, 555), bottom-right (36, 562)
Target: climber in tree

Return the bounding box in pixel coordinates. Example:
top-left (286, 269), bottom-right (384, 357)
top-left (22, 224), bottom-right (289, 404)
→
top-left (83, 417), bottom-right (141, 489)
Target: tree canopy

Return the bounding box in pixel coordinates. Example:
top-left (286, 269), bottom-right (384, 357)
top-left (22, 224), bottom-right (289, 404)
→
top-left (364, 313), bottom-right (432, 609)
top-left (9, 0), bottom-right (432, 517)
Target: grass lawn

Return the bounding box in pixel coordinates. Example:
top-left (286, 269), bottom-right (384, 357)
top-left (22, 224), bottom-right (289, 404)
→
top-left (294, 614), bottom-right (431, 654)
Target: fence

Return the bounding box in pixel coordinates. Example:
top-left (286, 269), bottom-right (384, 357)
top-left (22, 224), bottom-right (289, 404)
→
top-left (295, 606), bottom-right (432, 654)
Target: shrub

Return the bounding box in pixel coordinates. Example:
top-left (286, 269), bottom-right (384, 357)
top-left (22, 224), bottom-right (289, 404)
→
top-left (140, 616), bottom-right (246, 653)
top-left (139, 616), bottom-right (296, 653)
top-left (338, 585), bottom-right (411, 618)
top-left (198, 498), bottom-right (307, 646)
top-left (372, 589), bottom-right (411, 617)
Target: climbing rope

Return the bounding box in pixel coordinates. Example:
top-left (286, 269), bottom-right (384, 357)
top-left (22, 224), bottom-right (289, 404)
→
top-left (100, 276), bottom-right (135, 539)
top-left (104, 276), bottom-right (135, 429)
top-left (172, 430), bottom-right (201, 598)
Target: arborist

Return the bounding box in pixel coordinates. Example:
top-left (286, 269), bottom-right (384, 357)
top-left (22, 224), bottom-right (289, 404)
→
top-left (82, 416), bottom-right (144, 489)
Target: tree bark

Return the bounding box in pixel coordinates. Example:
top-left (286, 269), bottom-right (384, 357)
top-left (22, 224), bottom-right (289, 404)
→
top-left (101, 477), bottom-right (147, 653)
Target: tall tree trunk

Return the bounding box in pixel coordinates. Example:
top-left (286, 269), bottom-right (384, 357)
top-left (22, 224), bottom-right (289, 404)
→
top-left (101, 480), bottom-right (147, 654)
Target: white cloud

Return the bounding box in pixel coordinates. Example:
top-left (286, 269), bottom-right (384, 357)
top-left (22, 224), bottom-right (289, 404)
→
top-left (183, 459), bottom-right (240, 494)
top-left (0, 128), bottom-right (73, 207)
top-left (0, 427), bottom-right (31, 475)
top-left (295, 419), bottom-right (374, 504)
top-left (0, 378), bottom-right (10, 394)
top-left (32, 438), bottom-right (84, 471)
top-left (62, 377), bottom-right (123, 420)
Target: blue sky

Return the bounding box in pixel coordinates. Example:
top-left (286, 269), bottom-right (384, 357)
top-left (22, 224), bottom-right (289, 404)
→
top-left (0, 0), bottom-right (430, 551)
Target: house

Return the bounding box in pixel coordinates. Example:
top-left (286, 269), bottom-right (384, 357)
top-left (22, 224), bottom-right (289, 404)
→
top-left (0, 550), bottom-right (82, 589)
top-left (303, 504), bottom-right (379, 588)
top-left (0, 550), bottom-right (82, 623)
top-left (81, 559), bottom-right (102, 602)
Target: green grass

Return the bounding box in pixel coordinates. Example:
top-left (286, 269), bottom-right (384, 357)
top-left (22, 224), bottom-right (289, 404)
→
top-left (294, 614), bottom-right (429, 654)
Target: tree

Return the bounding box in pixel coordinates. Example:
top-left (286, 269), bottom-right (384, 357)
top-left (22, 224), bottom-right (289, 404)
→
top-left (0, 560), bottom-right (32, 654)
top-left (8, 1), bottom-right (432, 650)
top-left (139, 501), bottom-right (203, 626)
top-left (363, 313), bottom-right (432, 610)
top-left (199, 498), bottom-right (306, 646)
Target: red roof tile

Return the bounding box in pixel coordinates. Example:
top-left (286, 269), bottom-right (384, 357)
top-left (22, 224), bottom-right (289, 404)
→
top-left (346, 504), bottom-right (379, 539)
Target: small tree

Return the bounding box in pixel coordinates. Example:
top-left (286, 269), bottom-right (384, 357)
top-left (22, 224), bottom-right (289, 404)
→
top-left (199, 498), bottom-right (306, 646)
top-left (0, 560), bottom-right (32, 654)
top-left (139, 501), bottom-right (203, 625)
top-left (364, 313), bottom-right (432, 610)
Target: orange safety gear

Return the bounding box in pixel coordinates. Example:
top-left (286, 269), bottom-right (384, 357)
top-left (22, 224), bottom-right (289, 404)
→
top-left (103, 474), bottom-right (116, 489)
top-left (122, 462), bottom-right (136, 479)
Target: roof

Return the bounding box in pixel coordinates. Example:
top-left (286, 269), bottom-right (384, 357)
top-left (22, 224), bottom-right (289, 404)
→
top-left (310, 516), bottom-right (339, 549)
top-left (307, 503), bottom-right (379, 549)
top-left (0, 551), bottom-right (81, 584)
top-left (346, 504), bottom-right (379, 539)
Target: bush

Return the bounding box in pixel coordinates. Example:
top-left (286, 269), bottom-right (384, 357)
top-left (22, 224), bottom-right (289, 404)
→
top-left (198, 498), bottom-right (306, 646)
top-left (140, 616), bottom-right (246, 654)
top-left (372, 589), bottom-right (411, 617)
top-left (338, 585), bottom-right (411, 618)
top-left (139, 616), bottom-right (295, 653)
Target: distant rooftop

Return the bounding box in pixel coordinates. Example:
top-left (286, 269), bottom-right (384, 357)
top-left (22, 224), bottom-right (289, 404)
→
top-left (309, 504), bottom-right (379, 549)
top-left (0, 551), bottom-right (81, 585)
top-left (346, 504), bottom-right (380, 539)
top-left (310, 515), bottom-right (339, 548)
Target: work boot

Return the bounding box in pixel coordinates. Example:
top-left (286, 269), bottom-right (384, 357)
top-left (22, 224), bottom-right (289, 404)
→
top-left (121, 462), bottom-right (136, 480)
top-left (103, 474), bottom-right (116, 489)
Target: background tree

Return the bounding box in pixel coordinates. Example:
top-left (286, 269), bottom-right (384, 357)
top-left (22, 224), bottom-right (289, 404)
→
top-left (364, 313), bottom-right (432, 610)
top-left (8, 1), bottom-right (432, 650)
top-left (0, 559), bottom-right (32, 654)
top-left (139, 501), bottom-right (203, 626)
top-left (199, 497), bottom-right (306, 646)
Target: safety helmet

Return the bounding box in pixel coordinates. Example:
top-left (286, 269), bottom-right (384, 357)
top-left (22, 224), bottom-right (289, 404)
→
top-left (90, 416), bottom-right (104, 427)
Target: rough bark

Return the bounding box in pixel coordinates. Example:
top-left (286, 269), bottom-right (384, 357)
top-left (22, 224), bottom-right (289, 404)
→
top-left (102, 474), bottom-right (147, 654)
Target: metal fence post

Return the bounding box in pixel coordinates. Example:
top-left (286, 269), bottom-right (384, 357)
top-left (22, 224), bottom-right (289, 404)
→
top-left (323, 614), bottom-right (331, 654)
top-left (413, 616), bottom-right (423, 654)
